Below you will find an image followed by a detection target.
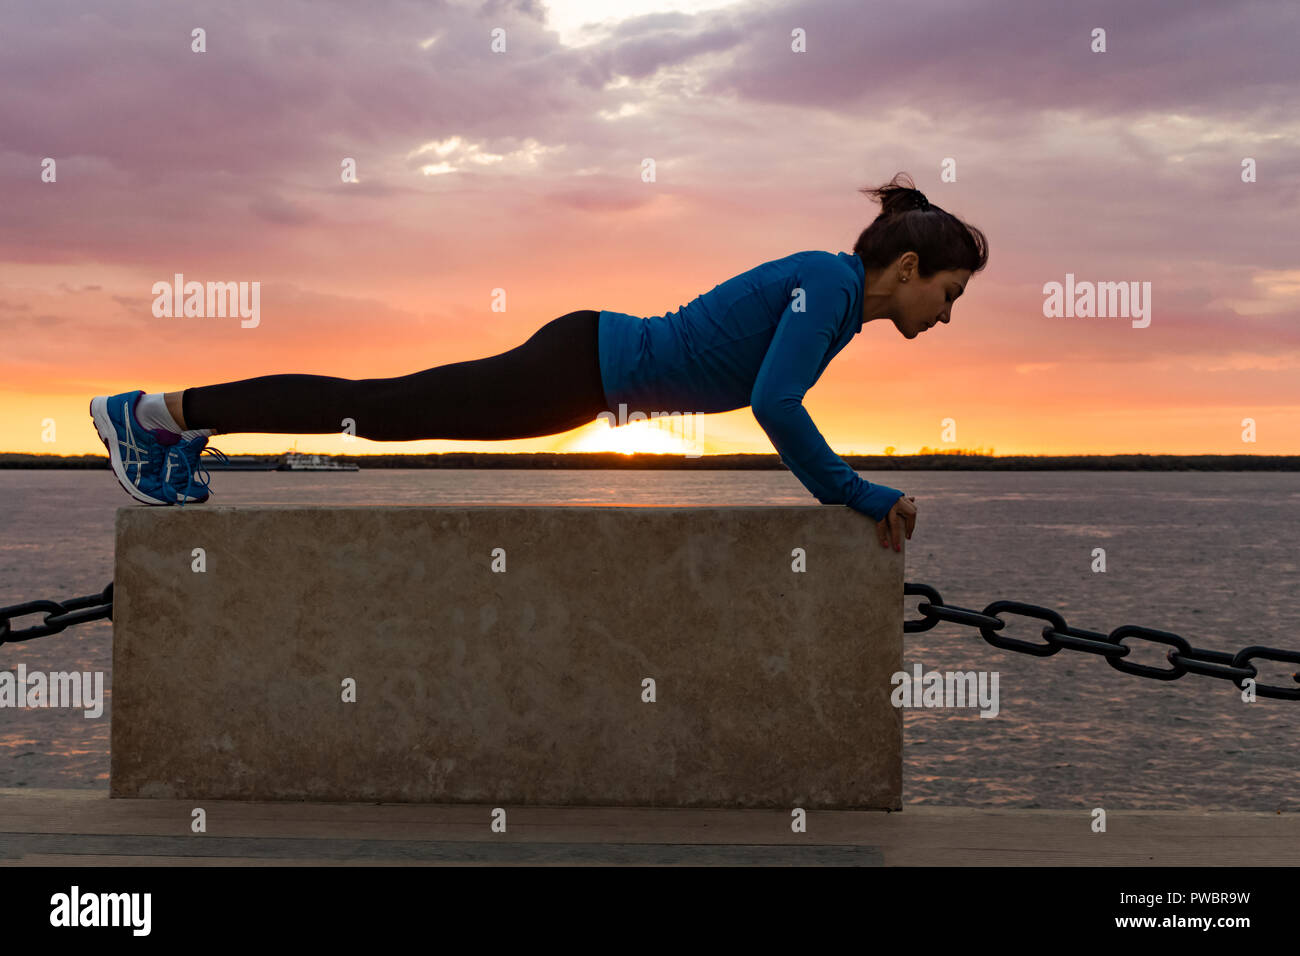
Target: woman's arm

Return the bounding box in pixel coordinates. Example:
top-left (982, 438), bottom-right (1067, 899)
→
top-left (750, 264), bottom-right (905, 523)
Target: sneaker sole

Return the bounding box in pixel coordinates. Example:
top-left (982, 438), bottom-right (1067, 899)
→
top-left (89, 395), bottom-right (173, 506)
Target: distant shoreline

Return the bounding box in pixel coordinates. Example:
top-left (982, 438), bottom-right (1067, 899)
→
top-left (3, 451), bottom-right (1298, 471)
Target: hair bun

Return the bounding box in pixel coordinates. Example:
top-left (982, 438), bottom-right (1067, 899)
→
top-left (858, 173), bottom-right (936, 218)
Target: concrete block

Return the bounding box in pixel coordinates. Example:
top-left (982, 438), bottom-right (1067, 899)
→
top-left (111, 506), bottom-right (903, 808)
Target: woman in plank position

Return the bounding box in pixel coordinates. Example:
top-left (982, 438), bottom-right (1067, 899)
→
top-left (90, 171), bottom-right (988, 551)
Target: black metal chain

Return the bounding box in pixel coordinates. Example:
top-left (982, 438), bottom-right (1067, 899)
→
top-left (0, 583), bottom-right (113, 645)
top-left (5, 581), bottom-right (1298, 700)
top-left (905, 582), bottom-right (1300, 701)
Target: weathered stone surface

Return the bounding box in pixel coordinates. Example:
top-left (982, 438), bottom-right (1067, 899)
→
top-left (111, 506), bottom-right (902, 808)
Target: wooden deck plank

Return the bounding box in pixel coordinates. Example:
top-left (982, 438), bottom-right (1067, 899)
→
top-left (3, 789), bottom-right (1297, 866)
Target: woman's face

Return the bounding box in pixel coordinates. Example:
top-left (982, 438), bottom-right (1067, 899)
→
top-left (892, 267), bottom-right (972, 339)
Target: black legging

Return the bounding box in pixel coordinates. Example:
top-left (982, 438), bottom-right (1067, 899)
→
top-left (181, 310), bottom-right (608, 441)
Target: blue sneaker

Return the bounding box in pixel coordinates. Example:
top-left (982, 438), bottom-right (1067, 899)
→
top-left (163, 433), bottom-right (229, 504)
top-left (90, 390), bottom-right (185, 505)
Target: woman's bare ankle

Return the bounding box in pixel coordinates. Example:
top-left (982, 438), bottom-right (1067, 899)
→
top-left (164, 391), bottom-right (188, 431)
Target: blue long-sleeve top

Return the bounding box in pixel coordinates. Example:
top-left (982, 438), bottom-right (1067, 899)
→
top-left (598, 249), bottom-right (906, 522)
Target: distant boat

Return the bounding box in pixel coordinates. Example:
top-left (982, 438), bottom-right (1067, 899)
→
top-left (276, 451), bottom-right (359, 472)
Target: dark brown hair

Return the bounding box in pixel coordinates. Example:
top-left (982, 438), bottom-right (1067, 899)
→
top-left (853, 172), bottom-right (988, 279)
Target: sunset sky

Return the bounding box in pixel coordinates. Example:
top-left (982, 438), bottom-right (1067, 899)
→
top-left (2, 0), bottom-right (1298, 458)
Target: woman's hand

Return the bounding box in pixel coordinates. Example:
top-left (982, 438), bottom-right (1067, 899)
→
top-left (877, 495), bottom-right (917, 551)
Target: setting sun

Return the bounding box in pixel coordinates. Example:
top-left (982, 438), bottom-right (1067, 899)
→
top-left (559, 416), bottom-right (709, 456)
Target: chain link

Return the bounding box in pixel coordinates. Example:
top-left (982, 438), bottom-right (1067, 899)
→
top-left (0, 583), bottom-right (114, 644)
top-left (905, 582), bottom-right (1300, 701)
